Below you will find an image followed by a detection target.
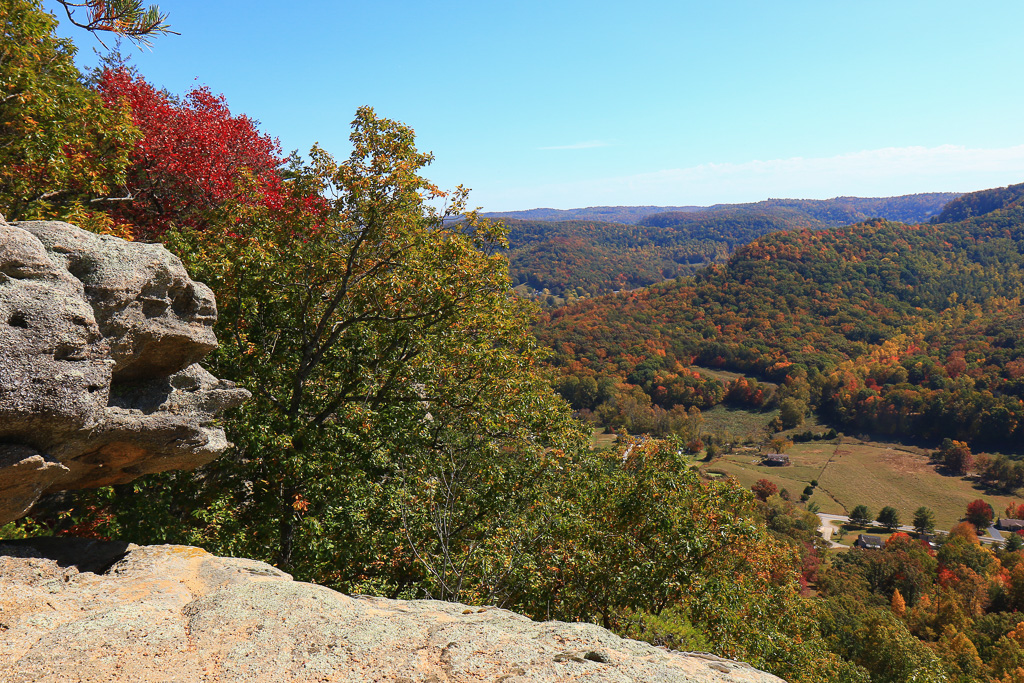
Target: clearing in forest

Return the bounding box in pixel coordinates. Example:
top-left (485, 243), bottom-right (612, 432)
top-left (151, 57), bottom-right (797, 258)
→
top-left (710, 438), bottom-right (1024, 530)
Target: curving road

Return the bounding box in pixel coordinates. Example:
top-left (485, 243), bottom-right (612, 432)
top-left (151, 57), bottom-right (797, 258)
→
top-left (815, 513), bottom-right (1003, 548)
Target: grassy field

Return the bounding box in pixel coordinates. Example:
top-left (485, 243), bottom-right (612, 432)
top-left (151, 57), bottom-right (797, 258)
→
top-left (699, 404), bottom-right (779, 443)
top-left (708, 436), bottom-right (1024, 531)
top-left (691, 365), bottom-right (778, 389)
top-left (591, 429), bottom-right (618, 451)
top-left (709, 442), bottom-right (846, 515)
top-left (815, 440), bottom-right (1024, 530)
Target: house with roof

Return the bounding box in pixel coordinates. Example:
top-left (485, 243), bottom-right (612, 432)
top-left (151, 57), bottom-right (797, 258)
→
top-left (854, 534), bottom-right (884, 550)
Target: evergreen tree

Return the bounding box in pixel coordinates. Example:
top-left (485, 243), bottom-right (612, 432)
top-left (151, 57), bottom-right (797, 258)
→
top-left (877, 506), bottom-right (901, 532)
top-left (913, 507), bottom-right (936, 535)
top-left (850, 505), bottom-right (872, 527)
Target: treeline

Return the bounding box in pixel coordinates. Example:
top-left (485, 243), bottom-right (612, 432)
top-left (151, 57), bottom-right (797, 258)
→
top-left (932, 182), bottom-right (1024, 224)
top-left (535, 199), bottom-right (1024, 450)
top-left (504, 192), bottom-right (957, 300)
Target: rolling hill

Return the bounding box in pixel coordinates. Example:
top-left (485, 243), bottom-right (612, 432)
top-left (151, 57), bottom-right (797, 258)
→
top-left (532, 183), bottom-right (1024, 450)
top-left (498, 193), bottom-right (960, 299)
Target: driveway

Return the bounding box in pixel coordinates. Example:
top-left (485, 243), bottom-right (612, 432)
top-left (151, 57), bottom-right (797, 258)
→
top-left (816, 514), bottom-right (850, 548)
top-left (816, 513), bottom-right (1002, 547)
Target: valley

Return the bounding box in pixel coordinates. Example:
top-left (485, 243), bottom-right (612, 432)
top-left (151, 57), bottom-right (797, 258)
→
top-left (537, 183), bottom-right (1024, 546)
top-left (525, 184), bottom-right (1024, 680)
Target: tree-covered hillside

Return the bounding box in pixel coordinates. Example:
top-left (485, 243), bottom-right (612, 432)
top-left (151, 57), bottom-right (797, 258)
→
top-left (932, 181), bottom-right (1024, 224)
top-left (643, 194), bottom-right (959, 229)
top-left (505, 219), bottom-right (727, 299)
top-left (535, 189), bottom-right (1024, 449)
top-left (505, 192), bottom-right (959, 300)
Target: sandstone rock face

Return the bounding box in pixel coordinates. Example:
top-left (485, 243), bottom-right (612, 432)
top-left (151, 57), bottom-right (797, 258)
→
top-left (0, 541), bottom-right (786, 683)
top-left (0, 220), bottom-right (249, 524)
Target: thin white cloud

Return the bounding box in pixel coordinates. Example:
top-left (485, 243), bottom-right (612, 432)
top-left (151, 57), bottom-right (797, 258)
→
top-left (538, 140), bottom-right (611, 150)
top-left (484, 143), bottom-right (1024, 210)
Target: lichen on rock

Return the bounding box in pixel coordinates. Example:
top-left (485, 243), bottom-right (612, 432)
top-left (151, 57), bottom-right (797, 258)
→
top-left (0, 540), bottom-right (786, 682)
top-left (0, 220), bottom-right (249, 524)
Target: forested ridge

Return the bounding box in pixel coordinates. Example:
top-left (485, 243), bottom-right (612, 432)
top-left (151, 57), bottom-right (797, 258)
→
top-left (504, 192), bottom-right (958, 301)
top-left (535, 187), bottom-right (1024, 448)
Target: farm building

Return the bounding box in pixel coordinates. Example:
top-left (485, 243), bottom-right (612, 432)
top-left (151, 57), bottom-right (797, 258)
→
top-left (762, 453), bottom-right (790, 466)
top-left (854, 534), bottom-right (884, 550)
top-left (997, 518), bottom-right (1024, 532)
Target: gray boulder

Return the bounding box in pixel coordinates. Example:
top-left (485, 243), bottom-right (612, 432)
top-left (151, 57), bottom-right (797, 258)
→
top-left (0, 220), bottom-right (249, 524)
top-left (0, 541), bottom-right (786, 682)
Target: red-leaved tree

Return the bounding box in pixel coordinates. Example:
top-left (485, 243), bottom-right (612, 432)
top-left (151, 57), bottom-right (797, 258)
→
top-left (752, 478), bottom-right (778, 501)
top-left (965, 499), bottom-right (994, 530)
top-left (96, 67), bottom-right (286, 238)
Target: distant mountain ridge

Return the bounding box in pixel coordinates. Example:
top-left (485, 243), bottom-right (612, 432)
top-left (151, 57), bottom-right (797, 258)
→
top-left (486, 192), bottom-right (960, 226)
top-left (484, 206), bottom-right (703, 224)
top-left (501, 192), bottom-right (961, 301)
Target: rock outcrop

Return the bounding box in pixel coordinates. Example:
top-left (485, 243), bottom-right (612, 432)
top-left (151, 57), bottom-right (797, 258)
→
top-left (0, 220), bottom-right (249, 524)
top-left (0, 540), bottom-right (786, 683)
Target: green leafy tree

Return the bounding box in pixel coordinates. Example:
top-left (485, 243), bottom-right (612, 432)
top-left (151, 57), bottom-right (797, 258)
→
top-left (913, 506), bottom-right (936, 535)
top-left (849, 505), bottom-right (872, 527)
top-left (877, 506), bottom-right (901, 532)
top-left (79, 107), bottom-right (586, 603)
top-left (818, 598), bottom-right (948, 683)
top-left (511, 437), bottom-right (862, 683)
top-left (0, 0), bottom-right (139, 221)
top-left (779, 397), bottom-right (808, 429)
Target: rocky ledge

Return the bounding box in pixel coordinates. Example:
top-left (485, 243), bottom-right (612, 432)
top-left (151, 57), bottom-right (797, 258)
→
top-left (0, 220), bottom-right (250, 525)
top-left (0, 540), bottom-right (784, 682)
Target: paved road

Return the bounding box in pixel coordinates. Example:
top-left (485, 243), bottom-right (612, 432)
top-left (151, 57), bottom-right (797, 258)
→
top-left (816, 514), bottom-right (847, 548)
top-left (816, 513), bottom-right (917, 548)
top-left (816, 512), bottom-right (1004, 548)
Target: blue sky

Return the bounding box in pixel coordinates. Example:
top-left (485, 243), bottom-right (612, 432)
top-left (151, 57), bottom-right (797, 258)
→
top-left (48, 0), bottom-right (1024, 211)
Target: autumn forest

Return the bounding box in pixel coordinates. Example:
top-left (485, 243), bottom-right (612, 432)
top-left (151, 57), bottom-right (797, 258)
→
top-left (7, 2), bottom-right (1024, 682)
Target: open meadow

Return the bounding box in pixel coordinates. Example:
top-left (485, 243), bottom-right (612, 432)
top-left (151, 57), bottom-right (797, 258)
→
top-left (708, 437), bottom-right (1024, 531)
top-left (591, 428), bottom-right (619, 451)
top-left (698, 404), bottom-right (779, 443)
